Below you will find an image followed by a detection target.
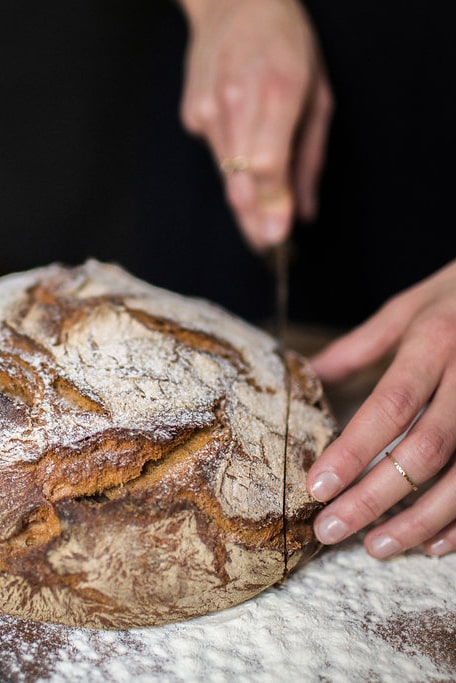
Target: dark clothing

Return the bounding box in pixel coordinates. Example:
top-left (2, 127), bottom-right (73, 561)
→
top-left (1, 1), bottom-right (455, 327)
top-left (301, 0), bottom-right (456, 325)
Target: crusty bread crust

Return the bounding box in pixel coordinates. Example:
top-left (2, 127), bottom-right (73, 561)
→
top-left (0, 260), bottom-right (337, 628)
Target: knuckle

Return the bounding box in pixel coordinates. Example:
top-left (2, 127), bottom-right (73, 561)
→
top-left (218, 81), bottom-right (243, 109)
top-left (337, 441), bottom-right (367, 477)
top-left (412, 427), bottom-right (449, 476)
top-left (260, 64), bottom-right (308, 103)
top-left (353, 487), bottom-right (384, 522)
top-left (427, 316), bottom-right (456, 353)
top-left (410, 513), bottom-right (437, 541)
top-left (376, 386), bottom-right (420, 431)
top-left (180, 104), bottom-right (198, 133)
top-left (187, 96), bottom-right (219, 129)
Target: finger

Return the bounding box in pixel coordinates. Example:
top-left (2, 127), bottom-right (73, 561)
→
top-left (295, 74), bottom-right (334, 221)
top-left (207, 72), bottom-right (282, 250)
top-left (225, 176), bottom-right (292, 252)
top-left (309, 281), bottom-right (435, 384)
top-left (312, 366), bottom-right (456, 547)
top-left (181, 44), bottom-right (240, 173)
top-left (217, 78), bottom-right (275, 250)
top-left (223, 69), bottom-right (309, 250)
top-left (248, 76), bottom-right (306, 247)
top-left (190, 92), bottom-right (262, 251)
top-left (182, 71), bottom-right (265, 251)
top-left (423, 519), bottom-right (456, 557)
top-left (224, 172), bottom-right (292, 253)
top-left (364, 460), bottom-right (456, 559)
top-left (224, 172), bottom-right (264, 251)
top-left (309, 299), bottom-right (412, 384)
top-left (180, 52), bottom-right (219, 138)
top-left (307, 332), bottom-right (444, 503)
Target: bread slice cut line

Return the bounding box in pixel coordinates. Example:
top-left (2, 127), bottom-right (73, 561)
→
top-left (0, 260), bottom-right (337, 628)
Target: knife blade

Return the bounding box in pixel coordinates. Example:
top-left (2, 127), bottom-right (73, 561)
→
top-left (273, 240), bottom-right (289, 350)
top-left (270, 239), bottom-right (291, 579)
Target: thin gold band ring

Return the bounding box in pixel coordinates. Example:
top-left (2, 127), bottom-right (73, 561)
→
top-left (219, 155), bottom-right (250, 174)
top-left (386, 452), bottom-right (418, 492)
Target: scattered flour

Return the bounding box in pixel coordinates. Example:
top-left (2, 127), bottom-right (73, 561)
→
top-left (0, 262), bottom-right (454, 681)
top-left (1, 529), bottom-right (454, 683)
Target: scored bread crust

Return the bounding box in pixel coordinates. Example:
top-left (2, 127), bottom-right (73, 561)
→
top-left (0, 260), bottom-right (337, 628)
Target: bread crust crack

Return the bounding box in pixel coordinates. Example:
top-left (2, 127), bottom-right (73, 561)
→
top-left (0, 260), bottom-right (337, 628)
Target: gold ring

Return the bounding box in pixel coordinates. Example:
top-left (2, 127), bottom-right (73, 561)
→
top-left (386, 452), bottom-right (418, 492)
top-left (219, 155), bottom-right (250, 174)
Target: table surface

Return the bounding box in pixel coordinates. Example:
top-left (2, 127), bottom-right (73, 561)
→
top-left (1, 326), bottom-right (455, 683)
top-left (1, 539), bottom-right (455, 683)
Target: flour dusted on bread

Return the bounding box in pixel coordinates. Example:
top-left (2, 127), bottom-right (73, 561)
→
top-left (0, 260), bottom-right (337, 628)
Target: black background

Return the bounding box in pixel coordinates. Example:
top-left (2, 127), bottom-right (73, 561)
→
top-left (0, 1), bottom-right (454, 328)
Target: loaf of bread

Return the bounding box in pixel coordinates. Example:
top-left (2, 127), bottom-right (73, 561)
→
top-left (0, 260), bottom-right (337, 629)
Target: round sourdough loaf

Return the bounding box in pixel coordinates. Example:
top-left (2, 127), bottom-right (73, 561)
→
top-left (0, 259), bottom-right (337, 629)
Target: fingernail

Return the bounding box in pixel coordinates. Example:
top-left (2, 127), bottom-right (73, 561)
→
top-left (263, 218), bottom-right (285, 244)
top-left (427, 538), bottom-right (452, 557)
top-left (315, 515), bottom-right (349, 544)
top-left (369, 535), bottom-right (402, 559)
top-left (309, 472), bottom-right (342, 501)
